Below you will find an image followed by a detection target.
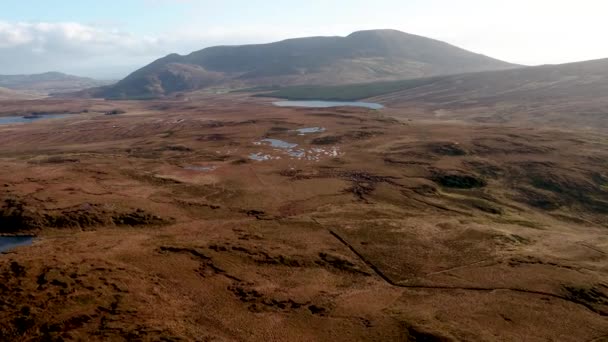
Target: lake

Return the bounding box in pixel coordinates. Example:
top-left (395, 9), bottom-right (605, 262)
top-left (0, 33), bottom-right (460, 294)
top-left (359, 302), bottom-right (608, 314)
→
top-left (0, 114), bottom-right (70, 125)
top-left (0, 236), bottom-right (34, 253)
top-left (273, 101), bottom-right (384, 110)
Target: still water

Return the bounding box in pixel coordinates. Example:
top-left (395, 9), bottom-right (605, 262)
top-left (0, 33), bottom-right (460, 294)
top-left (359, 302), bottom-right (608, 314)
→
top-left (273, 101), bottom-right (383, 110)
top-left (0, 236), bottom-right (34, 253)
top-left (0, 114), bottom-right (69, 125)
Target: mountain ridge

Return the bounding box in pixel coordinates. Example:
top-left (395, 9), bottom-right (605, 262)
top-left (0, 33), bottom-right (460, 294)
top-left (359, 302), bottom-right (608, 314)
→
top-left (0, 72), bottom-right (112, 95)
top-left (91, 29), bottom-right (519, 99)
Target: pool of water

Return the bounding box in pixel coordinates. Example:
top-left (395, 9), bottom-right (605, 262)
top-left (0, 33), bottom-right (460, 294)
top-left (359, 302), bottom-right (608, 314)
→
top-left (0, 114), bottom-right (70, 125)
top-left (249, 152), bottom-right (274, 161)
top-left (273, 101), bottom-right (383, 110)
top-left (295, 127), bottom-right (326, 135)
top-left (0, 236), bottom-right (34, 253)
top-left (260, 139), bottom-right (298, 149)
top-left (251, 136), bottom-right (341, 161)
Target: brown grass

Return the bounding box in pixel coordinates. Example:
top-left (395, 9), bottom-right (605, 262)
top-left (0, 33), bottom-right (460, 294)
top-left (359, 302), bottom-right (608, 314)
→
top-left (0, 93), bottom-right (606, 341)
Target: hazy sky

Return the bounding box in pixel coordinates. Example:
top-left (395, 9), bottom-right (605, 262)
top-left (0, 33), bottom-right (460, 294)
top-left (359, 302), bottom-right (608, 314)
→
top-left (1, 0), bottom-right (607, 79)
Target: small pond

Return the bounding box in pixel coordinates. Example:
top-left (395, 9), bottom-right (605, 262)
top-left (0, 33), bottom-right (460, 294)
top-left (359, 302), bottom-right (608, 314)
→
top-left (260, 139), bottom-right (298, 149)
top-left (183, 165), bottom-right (216, 172)
top-left (295, 127), bottom-right (326, 135)
top-left (249, 152), bottom-right (273, 161)
top-left (0, 114), bottom-right (70, 125)
top-left (250, 137), bottom-right (341, 161)
top-left (0, 236), bottom-right (34, 253)
top-left (273, 101), bottom-right (383, 110)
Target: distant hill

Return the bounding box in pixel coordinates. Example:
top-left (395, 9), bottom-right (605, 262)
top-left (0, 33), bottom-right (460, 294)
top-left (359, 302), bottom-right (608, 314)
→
top-left (92, 29), bottom-right (518, 99)
top-left (0, 87), bottom-right (42, 100)
top-left (368, 58), bottom-right (608, 105)
top-left (0, 72), bottom-right (112, 95)
top-left (380, 58), bottom-right (608, 131)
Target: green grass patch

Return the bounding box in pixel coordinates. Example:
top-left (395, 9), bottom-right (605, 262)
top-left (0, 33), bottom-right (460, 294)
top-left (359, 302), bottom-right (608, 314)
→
top-left (104, 94), bottom-right (159, 101)
top-left (230, 85), bottom-right (283, 93)
top-left (254, 77), bottom-right (444, 101)
top-left (530, 177), bottom-right (563, 193)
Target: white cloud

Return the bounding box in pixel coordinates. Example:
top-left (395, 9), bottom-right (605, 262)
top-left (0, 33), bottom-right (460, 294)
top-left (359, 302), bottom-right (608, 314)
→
top-left (0, 21), bottom-right (172, 78)
top-left (0, 21), bottom-right (160, 55)
top-left (0, 21), bottom-right (294, 78)
top-left (0, 20), bottom-right (340, 78)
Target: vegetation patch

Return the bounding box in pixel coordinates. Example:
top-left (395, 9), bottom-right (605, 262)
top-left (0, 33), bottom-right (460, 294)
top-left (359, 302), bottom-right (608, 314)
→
top-left (464, 160), bottom-right (503, 178)
top-left (311, 136), bottom-right (342, 145)
top-left (513, 187), bottom-right (562, 211)
top-left (159, 144), bottom-right (193, 152)
top-left (28, 155), bottom-right (80, 164)
top-left (427, 142), bottom-right (468, 156)
top-left (431, 172), bottom-right (486, 189)
top-left (256, 77), bottom-right (442, 101)
top-left (464, 198), bottom-right (503, 215)
top-left (0, 198), bottom-right (172, 233)
top-left (525, 172), bottom-right (608, 214)
top-left (404, 324), bottom-right (453, 342)
top-left (104, 109), bottom-right (126, 116)
top-left (563, 285), bottom-right (608, 316)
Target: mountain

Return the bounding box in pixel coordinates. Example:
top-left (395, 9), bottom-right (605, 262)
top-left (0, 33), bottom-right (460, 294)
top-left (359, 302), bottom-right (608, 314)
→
top-left (0, 72), bottom-right (113, 95)
top-left (94, 29), bottom-right (518, 99)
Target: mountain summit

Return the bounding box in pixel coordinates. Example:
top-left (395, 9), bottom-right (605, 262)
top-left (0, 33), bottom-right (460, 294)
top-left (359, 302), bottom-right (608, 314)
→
top-left (96, 29), bottom-right (518, 99)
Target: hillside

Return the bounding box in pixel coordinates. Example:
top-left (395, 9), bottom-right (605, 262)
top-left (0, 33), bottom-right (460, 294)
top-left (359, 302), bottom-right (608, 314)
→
top-left (94, 29), bottom-right (517, 99)
top-left (369, 58), bottom-right (608, 104)
top-left (0, 87), bottom-right (42, 100)
top-left (371, 58), bottom-right (608, 131)
top-left (0, 72), bottom-right (112, 95)
top-left (254, 77), bottom-right (445, 101)
top-left (263, 58), bottom-right (608, 132)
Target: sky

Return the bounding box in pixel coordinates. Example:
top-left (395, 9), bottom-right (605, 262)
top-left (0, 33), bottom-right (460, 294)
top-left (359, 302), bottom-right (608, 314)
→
top-left (1, 0), bottom-right (607, 79)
